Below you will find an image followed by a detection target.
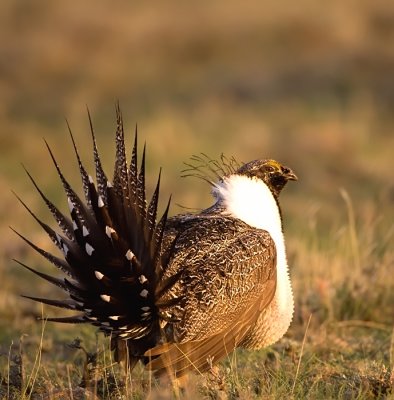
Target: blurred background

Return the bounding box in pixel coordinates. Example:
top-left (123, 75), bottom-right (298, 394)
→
top-left (0, 0), bottom-right (393, 382)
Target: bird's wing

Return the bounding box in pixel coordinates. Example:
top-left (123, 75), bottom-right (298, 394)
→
top-left (146, 216), bottom-right (277, 376)
top-left (146, 280), bottom-right (275, 377)
top-left (14, 105), bottom-right (177, 365)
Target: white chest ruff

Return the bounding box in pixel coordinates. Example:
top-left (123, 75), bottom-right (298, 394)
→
top-left (214, 175), bottom-right (294, 345)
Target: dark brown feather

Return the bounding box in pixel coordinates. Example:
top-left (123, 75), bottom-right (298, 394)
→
top-left (146, 280), bottom-right (276, 377)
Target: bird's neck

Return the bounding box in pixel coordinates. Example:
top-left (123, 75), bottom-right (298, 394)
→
top-left (212, 175), bottom-right (293, 319)
top-left (213, 174), bottom-right (283, 235)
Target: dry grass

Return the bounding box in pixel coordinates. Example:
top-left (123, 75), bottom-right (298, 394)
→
top-left (1, 1), bottom-right (393, 398)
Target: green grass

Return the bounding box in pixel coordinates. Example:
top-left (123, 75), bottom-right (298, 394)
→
top-left (1, 1), bottom-right (394, 398)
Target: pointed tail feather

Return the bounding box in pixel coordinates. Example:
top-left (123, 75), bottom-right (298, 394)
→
top-left (67, 119), bottom-right (92, 208)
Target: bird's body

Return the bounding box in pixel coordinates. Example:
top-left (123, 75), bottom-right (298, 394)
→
top-left (15, 108), bottom-right (297, 378)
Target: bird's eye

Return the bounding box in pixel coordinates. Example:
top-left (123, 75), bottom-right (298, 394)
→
top-left (266, 165), bottom-right (275, 173)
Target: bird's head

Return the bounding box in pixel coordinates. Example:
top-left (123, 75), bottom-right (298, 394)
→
top-left (235, 159), bottom-right (298, 198)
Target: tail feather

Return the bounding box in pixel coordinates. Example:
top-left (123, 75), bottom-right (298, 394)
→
top-left (136, 143), bottom-right (147, 220)
top-left (17, 107), bottom-right (180, 368)
top-left (14, 259), bottom-right (73, 293)
top-left (113, 103), bottom-right (129, 201)
top-left (128, 126), bottom-right (139, 202)
top-left (21, 295), bottom-right (82, 311)
top-left (87, 108), bottom-right (109, 204)
top-left (153, 197), bottom-right (171, 278)
top-left (67, 120), bottom-right (92, 208)
top-left (147, 169), bottom-right (161, 236)
top-left (22, 166), bottom-right (74, 240)
top-left (44, 315), bottom-right (87, 324)
top-left (44, 140), bottom-right (88, 225)
top-left (10, 228), bottom-right (73, 277)
top-left (12, 191), bottom-right (69, 253)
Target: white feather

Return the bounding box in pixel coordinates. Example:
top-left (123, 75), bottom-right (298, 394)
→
top-left (214, 174), bottom-right (294, 345)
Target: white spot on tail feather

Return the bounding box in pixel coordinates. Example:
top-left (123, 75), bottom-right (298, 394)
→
top-left (94, 270), bottom-right (104, 280)
top-left (55, 232), bottom-right (62, 244)
top-left (62, 243), bottom-right (69, 256)
top-left (100, 294), bottom-right (111, 303)
top-left (98, 196), bottom-right (104, 208)
top-left (82, 226), bottom-right (89, 237)
top-left (67, 197), bottom-right (74, 212)
top-left (105, 226), bottom-right (115, 238)
top-left (85, 243), bottom-right (94, 256)
top-left (139, 275), bottom-right (148, 284)
top-left (140, 289), bottom-right (149, 298)
top-left (125, 249), bottom-right (134, 260)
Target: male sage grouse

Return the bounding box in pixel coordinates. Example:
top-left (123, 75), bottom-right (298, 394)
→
top-left (15, 106), bottom-right (297, 378)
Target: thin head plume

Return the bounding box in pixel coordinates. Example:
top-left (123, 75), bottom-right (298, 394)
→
top-left (181, 153), bottom-right (241, 186)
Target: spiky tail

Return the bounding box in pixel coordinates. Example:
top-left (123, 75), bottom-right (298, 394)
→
top-left (13, 105), bottom-right (179, 367)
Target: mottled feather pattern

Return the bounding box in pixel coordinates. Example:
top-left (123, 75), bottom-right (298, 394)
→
top-left (23, 167), bottom-right (75, 240)
top-left (87, 109), bottom-right (108, 204)
top-left (113, 103), bottom-right (129, 199)
top-left (67, 120), bottom-right (92, 208)
top-left (160, 215), bottom-right (276, 343)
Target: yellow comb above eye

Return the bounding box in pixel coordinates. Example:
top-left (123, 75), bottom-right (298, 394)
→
top-left (264, 159), bottom-right (282, 170)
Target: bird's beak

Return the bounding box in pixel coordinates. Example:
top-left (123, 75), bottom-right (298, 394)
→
top-left (284, 168), bottom-right (298, 181)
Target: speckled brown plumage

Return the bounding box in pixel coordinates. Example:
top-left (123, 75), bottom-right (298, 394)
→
top-left (161, 215), bottom-right (276, 340)
top-left (143, 214), bottom-right (277, 375)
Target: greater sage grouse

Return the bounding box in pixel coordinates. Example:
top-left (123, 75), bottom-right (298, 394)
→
top-left (15, 107), bottom-right (297, 378)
